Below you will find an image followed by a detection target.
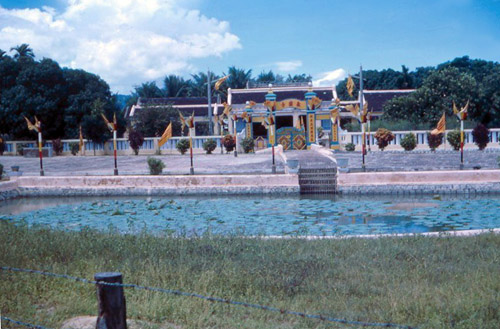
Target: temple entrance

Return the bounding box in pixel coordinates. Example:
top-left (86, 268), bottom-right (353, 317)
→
top-left (276, 127), bottom-right (306, 150)
top-left (275, 116), bottom-right (293, 130)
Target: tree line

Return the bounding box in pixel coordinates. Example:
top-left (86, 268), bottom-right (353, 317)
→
top-left (1, 43), bottom-right (499, 142)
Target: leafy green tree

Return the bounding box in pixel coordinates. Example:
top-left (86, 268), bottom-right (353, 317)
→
top-left (131, 104), bottom-right (181, 137)
top-left (164, 75), bottom-right (190, 97)
top-left (189, 71), bottom-right (219, 97)
top-left (10, 44), bottom-right (35, 60)
top-left (225, 66), bottom-right (252, 89)
top-left (256, 70), bottom-right (276, 84)
top-left (134, 82), bottom-right (165, 98)
top-left (286, 73), bottom-right (311, 83)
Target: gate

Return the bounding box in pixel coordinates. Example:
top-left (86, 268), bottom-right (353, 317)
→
top-left (276, 127), bottom-right (306, 150)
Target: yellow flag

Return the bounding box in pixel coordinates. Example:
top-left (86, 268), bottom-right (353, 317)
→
top-left (330, 108), bottom-right (339, 123)
top-left (158, 122), bottom-right (172, 147)
top-left (179, 111), bottom-right (186, 127)
top-left (346, 104), bottom-right (359, 117)
top-left (308, 96), bottom-right (322, 110)
top-left (79, 125), bottom-right (84, 152)
top-left (187, 111), bottom-right (195, 128)
top-left (214, 75), bottom-right (230, 90)
top-left (222, 102), bottom-right (232, 117)
top-left (431, 112), bottom-right (446, 135)
top-left (101, 113), bottom-right (114, 131)
top-left (346, 75), bottom-right (355, 97)
top-left (453, 101), bottom-right (459, 115)
top-left (24, 116), bottom-right (38, 132)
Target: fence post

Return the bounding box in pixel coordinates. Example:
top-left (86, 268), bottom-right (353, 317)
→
top-left (95, 272), bottom-right (127, 329)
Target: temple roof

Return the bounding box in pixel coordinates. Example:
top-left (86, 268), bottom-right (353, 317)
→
top-left (230, 86), bottom-right (334, 104)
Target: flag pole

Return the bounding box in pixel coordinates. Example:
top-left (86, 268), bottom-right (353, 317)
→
top-left (189, 131), bottom-right (194, 175)
top-left (460, 119), bottom-right (464, 168)
top-left (207, 69), bottom-right (213, 135)
top-left (359, 65), bottom-right (366, 171)
top-left (113, 129), bottom-right (118, 175)
top-left (233, 118), bottom-right (238, 157)
top-left (271, 123), bottom-right (276, 174)
top-left (38, 130), bottom-right (44, 176)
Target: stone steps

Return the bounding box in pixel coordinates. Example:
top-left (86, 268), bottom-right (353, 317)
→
top-left (298, 167), bottom-right (337, 194)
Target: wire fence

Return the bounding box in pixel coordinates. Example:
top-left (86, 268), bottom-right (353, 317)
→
top-left (1, 266), bottom-right (417, 329)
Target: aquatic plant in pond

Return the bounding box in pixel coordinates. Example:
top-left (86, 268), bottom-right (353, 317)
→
top-left (1, 196), bottom-right (499, 236)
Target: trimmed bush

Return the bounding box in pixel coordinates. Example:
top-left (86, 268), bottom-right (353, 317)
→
top-left (345, 143), bottom-right (355, 152)
top-left (240, 137), bottom-right (255, 154)
top-left (176, 139), bottom-right (190, 155)
top-left (16, 143), bottom-right (29, 156)
top-left (203, 139), bottom-right (217, 154)
top-left (472, 124), bottom-right (489, 150)
top-left (147, 157), bottom-right (165, 175)
top-left (223, 135), bottom-right (235, 152)
top-left (128, 130), bottom-right (144, 155)
top-left (400, 133), bottom-right (417, 151)
top-left (52, 139), bottom-right (63, 155)
top-left (0, 163), bottom-right (3, 178)
top-left (69, 142), bottom-right (79, 155)
top-left (374, 128), bottom-right (395, 151)
top-left (427, 132), bottom-right (443, 151)
top-left (446, 130), bottom-right (461, 151)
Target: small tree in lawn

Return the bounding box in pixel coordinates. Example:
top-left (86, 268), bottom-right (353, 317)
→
top-left (427, 132), bottom-right (443, 151)
top-left (128, 130), bottom-right (144, 155)
top-left (400, 133), bottom-right (417, 151)
top-left (374, 128), bottom-right (394, 151)
top-left (472, 124), bottom-right (489, 150)
top-left (240, 137), bottom-right (255, 153)
top-left (202, 139), bottom-right (217, 154)
top-left (446, 130), bottom-right (461, 151)
top-left (176, 138), bottom-right (190, 155)
top-left (223, 134), bottom-right (235, 152)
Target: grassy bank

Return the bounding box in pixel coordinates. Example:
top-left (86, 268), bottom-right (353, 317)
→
top-left (0, 222), bottom-right (499, 329)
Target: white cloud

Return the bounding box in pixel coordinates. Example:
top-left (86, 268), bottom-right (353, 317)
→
top-left (275, 60), bottom-right (302, 72)
top-left (313, 68), bottom-right (347, 87)
top-left (0, 0), bottom-right (241, 93)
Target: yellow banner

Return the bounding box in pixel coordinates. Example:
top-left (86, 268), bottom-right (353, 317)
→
top-left (307, 113), bottom-right (315, 143)
top-left (276, 99), bottom-right (307, 110)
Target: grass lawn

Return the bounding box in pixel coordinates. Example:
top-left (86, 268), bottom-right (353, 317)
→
top-left (0, 222), bottom-right (499, 329)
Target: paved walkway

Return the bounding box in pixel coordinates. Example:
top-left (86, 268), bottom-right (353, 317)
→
top-left (0, 153), bottom-right (285, 176)
top-left (1, 148), bottom-right (499, 176)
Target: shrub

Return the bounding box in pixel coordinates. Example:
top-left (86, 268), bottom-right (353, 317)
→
top-left (240, 137), bottom-right (255, 153)
top-left (223, 135), bottom-right (235, 152)
top-left (51, 139), bottom-right (63, 155)
top-left (202, 139), bottom-right (217, 154)
top-left (427, 132), bottom-right (443, 151)
top-left (0, 163), bottom-right (3, 178)
top-left (472, 124), bottom-right (489, 150)
top-left (69, 142), bottom-right (79, 155)
top-left (345, 143), bottom-right (355, 152)
top-left (16, 143), bottom-right (29, 156)
top-left (400, 133), bottom-right (416, 151)
top-left (176, 139), bottom-right (190, 155)
top-left (374, 128), bottom-right (395, 151)
top-left (446, 130), bottom-right (461, 151)
top-left (147, 157), bottom-right (165, 175)
top-left (128, 130), bottom-right (144, 155)
top-left (0, 137), bottom-right (5, 155)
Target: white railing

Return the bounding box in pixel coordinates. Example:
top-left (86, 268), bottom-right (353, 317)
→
top-left (2, 136), bottom-right (226, 156)
top-left (341, 128), bottom-right (500, 150)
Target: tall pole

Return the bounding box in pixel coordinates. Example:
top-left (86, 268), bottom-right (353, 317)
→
top-left (207, 70), bottom-right (213, 135)
top-left (38, 131), bottom-right (44, 176)
top-left (113, 130), bottom-right (118, 175)
top-left (359, 65), bottom-right (366, 170)
top-left (233, 117), bottom-right (238, 157)
top-left (189, 129), bottom-right (194, 175)
top-left (271, 123), bottom-right (276, 174)
top-left (460, 119), bottom-right (464, 168)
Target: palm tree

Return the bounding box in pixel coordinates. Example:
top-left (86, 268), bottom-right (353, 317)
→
top-left (164, 75), bottom-right (189, 97)
top-left (225, 66), bottom-right (252, 89)
top-left (0, 49), bottom-right (6, 59)
top-left (134, 82), bottom-right (165, 98)
top-left (189, 71), bottom-right (219, 97)
top-left (10, 43), bottom-right (35, 60)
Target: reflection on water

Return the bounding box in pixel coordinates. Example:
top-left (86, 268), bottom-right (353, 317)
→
top-left (1, 194), bottom-right (499, 236)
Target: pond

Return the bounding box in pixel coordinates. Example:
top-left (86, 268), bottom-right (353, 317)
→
top-left (1, 195), bottom-right (499, 236)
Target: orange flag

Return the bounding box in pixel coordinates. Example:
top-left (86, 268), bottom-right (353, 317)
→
top-left (431, 112), bottom-right (446, 135)
top-left (158, 122), bottom-right (172, 147)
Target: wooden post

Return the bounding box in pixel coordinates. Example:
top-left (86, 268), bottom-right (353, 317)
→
top-left (95, 272), bottom-right (127, 329)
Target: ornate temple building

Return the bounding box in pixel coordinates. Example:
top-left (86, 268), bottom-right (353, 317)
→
top-left (129, 84), bottom-right (414, 150)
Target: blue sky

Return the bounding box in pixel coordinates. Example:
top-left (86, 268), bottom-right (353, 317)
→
top-left (0, 0), bottom-right (499, 93)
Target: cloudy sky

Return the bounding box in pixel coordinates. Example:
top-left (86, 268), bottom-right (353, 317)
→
top-left (1, 0), bottom-right (499, 93)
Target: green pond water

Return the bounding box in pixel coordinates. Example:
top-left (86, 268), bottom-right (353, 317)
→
top-left (1, 195), bottom-right (499, 236)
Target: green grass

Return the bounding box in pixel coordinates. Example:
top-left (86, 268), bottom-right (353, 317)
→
top-left (0, 222), bottom-right (499, 329)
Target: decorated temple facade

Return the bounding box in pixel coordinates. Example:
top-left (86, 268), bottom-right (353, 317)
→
top-left (129, 85), bottom-right (414, 151)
